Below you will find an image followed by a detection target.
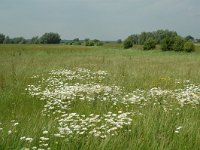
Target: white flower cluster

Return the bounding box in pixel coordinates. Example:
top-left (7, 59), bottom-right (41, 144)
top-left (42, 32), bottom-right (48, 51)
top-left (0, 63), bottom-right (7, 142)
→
top-left (173, 83), bottom-right (200, 106)
top-left (175, 126), bottom-right (182, 133)
top-left (37, 130), bottom-right (50, 149)
top-left (26, 68), bottom-right (132, 140)
top-left (123, 85), bottom-right (200, 107)
top-left (25, 68), bottom-right (200, 142)
top-left (56, 111), bottom-right (132, 139)
top-left (20, 136), bottom-right (33, 143)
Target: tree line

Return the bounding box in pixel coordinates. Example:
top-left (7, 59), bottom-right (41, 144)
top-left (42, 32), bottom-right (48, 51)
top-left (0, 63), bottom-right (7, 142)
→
top-left (123, 29), bottom-right (197, 52)
top-left (0, 32), bottom-right (61, 44)
top-left (0, 30), bottom-right (199, 52)
top-left (65, 38), bottom-right (104, 46)
top-left (0, 32), bottom-right (104, 46)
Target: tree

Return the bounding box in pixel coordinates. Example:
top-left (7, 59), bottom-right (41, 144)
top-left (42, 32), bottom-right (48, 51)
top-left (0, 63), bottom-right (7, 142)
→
top-left (124, 30), bottom-right (178, 46)
top-left (184, 41), bottom-right (195, 52)
top-left (12, 37), bottom-right (26, 44)
top-left (0, 33), bottom-right (5, 44)
top-left (139, 32), bottom-right (147, 44)
top-left (73, 38), bottom-right (79, 42)
top-left (96, 41), bottom-right (104, 46)
top-left (72, 38), bottom-right (82, 45)
top-left (185, 35), bottom-right (194, 41)
top-left (123, 36), bottom-right (133, 49)
top-left (161, 37), bottom-right (175, 51)
top-left (31, 36), bottom-right (40, 44)
top-left (173, 36), bottom-right (185, 52)
top-left (40, 32), bottom-right (61, 44)
top-left (84, 38), bottom-right (90, 42)
top-left (143, 38), bottom-right (156, 50)
top-left (85, 41), bottom-right (94, 46)
top-left (93, 39), bottom-right (100, 43)
top-left (3, 36), bottom-right (10, 44)
top-left (153, 30), bottom-right (177, 44)
top-left (196, 39), bottom-right (200, 43)
top-left (132, 34), bottom-right (139, 44)
top-left (117, 39), bottom-right (122, 43)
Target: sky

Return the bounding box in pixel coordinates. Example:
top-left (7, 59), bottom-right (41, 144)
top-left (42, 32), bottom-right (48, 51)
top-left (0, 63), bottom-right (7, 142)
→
top-left (0, 0), bottom-right (200, 40)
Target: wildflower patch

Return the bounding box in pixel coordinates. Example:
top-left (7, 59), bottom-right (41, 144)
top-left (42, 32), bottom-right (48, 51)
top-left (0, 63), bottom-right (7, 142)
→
top-left (23, 68), bottom-right (200, 146)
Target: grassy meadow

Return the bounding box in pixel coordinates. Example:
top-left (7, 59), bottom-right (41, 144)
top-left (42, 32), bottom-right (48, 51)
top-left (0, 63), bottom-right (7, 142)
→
top-left (0, 44), bottom-right (200, 150)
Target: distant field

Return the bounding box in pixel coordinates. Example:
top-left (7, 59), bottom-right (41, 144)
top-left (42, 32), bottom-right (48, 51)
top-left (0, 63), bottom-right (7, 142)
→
top-left (0, 44), bottom-right (200, 150)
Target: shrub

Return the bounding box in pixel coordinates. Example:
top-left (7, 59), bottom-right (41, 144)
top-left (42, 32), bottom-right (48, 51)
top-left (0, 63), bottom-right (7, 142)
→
top-left (93, 39), bottom-right (100, 44)
top-left (143, 38), bottom-right (156, 50)
top-left (196, 39), bottom-right (200, 43)
top-left (161, 37), bottom-right (174, 51)
top-left (11, 37), bottom-right (26, 44)
top-left (0, 33), bottom-right (5, 44)
top-left (73, 42), bottom-right (82, 45)
top-left (96, 42), bottom-right (104, 46)
top-left (123, 36), bottom-right (133, 49)
top-left (173, 36), bottom-right (184, 52)
top-left (184, 41), bottom-right (195, 52)
top-left (31, 36), bottom-right (40, 44)
top-left (117, 39), bottom-right (122, 43)
top-left (3, 36), bottom-right (10, 44)
top-left (73, 38), bottom-right (79, 42)
top-left (40, 32), bottom-right (61, 44)
top-left (185, 35), bottom-right (194, 41)
top-left (85, 41), bottom-right (94, 46)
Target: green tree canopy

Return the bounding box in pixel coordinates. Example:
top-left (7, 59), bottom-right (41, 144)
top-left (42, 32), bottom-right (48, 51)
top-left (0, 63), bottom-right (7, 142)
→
top-left (143, 38), bottom-right (156, 50)
top-left (0, 33), bottom-right (5, 44)
top-left (184, 41), bottom-right (195, 52)
top-left (40, 32), bottom-right (61, 44)
top-left (123, 36), bottom-right (133, 49)
top-left (173, 36), bottom-right (185, 52)
top-left (31, 36), bottom-right (40, 44)
top-left (161, 37), bottom-right (175, 51)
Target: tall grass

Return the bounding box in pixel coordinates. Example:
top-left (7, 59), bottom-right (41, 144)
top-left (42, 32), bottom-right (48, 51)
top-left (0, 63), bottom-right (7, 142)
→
top-left (0, 44), bottom-right (200, 150)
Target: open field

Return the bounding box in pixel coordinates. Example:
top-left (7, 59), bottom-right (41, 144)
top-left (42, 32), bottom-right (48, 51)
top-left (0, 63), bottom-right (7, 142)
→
top-left (0, 44), bottom-right (200, 150)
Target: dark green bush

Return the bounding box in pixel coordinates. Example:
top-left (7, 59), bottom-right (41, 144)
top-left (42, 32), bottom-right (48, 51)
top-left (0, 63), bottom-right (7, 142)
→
top-left (143, 38), bottom-right (156, 50)
top-left (0, 33), bottom-right (5, 44)
top-left (185, 35), bottom-right (194, 41)
top-left (173, 36), bottom-right (184, 52)
top-left (31, 36), bottom-right (40, 44)
top-left (73, 42), bottom-right (82, 45)
top-left (3, 36), bottom-right (10, 44)
top-left (161, 37), bottom-right (175, 51)
top-left (123, 36), bottom-right (133, 49)
top-left (85, 41), bottom-right (94, 46)
top-left (40, 32), bottom-right (61, 44)
top-left (11, 37), bottom-right (26, 44)
top-left (96, 42), bottom-right (104, 46)
top-left (117, 39), bottom-right (122, 43)
top-left (184, 41), bottom-right (195, 52)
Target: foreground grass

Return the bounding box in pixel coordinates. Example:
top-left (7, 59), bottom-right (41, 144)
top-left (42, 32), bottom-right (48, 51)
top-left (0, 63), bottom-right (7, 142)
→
top-left (0, 44), bottom-right (200, 150)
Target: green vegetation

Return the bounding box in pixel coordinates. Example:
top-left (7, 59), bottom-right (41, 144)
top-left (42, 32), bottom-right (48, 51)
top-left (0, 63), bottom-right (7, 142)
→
top-left (0, 44), bottom-right (200, 149)
top-left (173, 36), bottom-right (185, 52)
top-left (117, 39), bottom-right (122, 44)
top-left (123, 36), bottom-right (133, 49)
top-left (0, 33), bottom-right (5, 44)
top-left (40, 32), bottom-right (61, 44)
top-left (126, 29), bottom-right (178, 45)
top-left (124, 30), bottom-right (197, 53)
top-left (31, 36), bottom-right (40, 44)
top-left (160, 37), bottom-right (174, 51)
top-left (143, 38), bottom-right (156, 50)
top-left (184, 41), bottom-right (195, 52)
top-left (185, 35), bottom-right (194, 41)
top-left (85, 40), bottom-right (95, 46)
